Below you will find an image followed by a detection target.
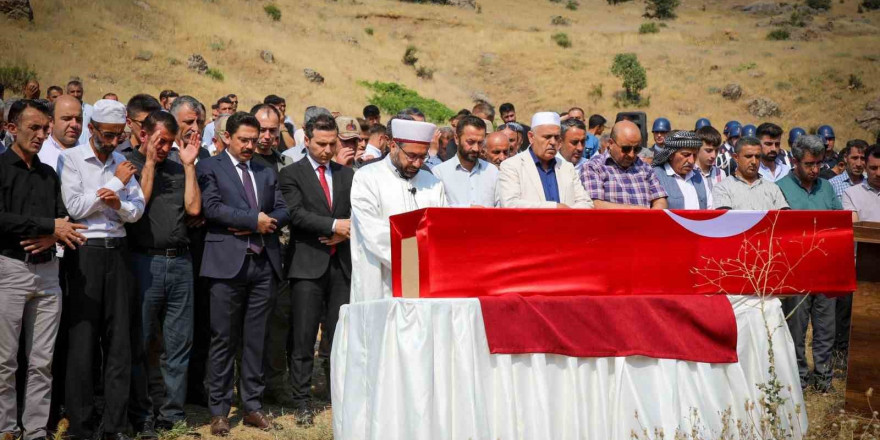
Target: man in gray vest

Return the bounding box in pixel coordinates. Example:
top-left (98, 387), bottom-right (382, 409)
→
top-left (651, 131), bottom-right (709, 209)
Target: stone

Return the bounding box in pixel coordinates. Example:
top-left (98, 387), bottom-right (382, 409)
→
top-left (260, 50), bottom-right (274, 64)
top-left (133, 0), bottom-right (150, 10)
top-left (0, 0), bottom-right (33, 20)
top-left (790, 27), bottom-right (820, 41)
top-left (344, 36), bottom-right (359, 45)
top-left (721, 83), bottom-right (743, 101)
top-left (748, 70), bottom-right (766, 78)
top-left (135, 50), bottom-right (153, 61)
top-left (747, 97), bottom-right (781, 117)
top-left (187, 54), bottom-right (209, 74)
top-left (737, 1), bottom-right (788, 16)
top-left (551, 15), bottom-right (570, 26)
top-left (855, 96), bottom-right (880, 133)
top-left (304, 68), bottom-right (324, 84)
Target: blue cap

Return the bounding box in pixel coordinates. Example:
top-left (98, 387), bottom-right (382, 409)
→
top-left (652, 117), bottom-right (671, 132)
top-left (695, 118), bottom-right (711, 130)
top-left (788, 127), bottom-right (806, 145)
top-left (723, 120), bottom-right (741, 135)
top-left (742, 124), bottom-right (757, 138)
top-left (727, 124), bottom-right (742, 137)
top-left (816, 133), bottom-right (829, 146)
top-left (817, 125), bottom-right (835, 139)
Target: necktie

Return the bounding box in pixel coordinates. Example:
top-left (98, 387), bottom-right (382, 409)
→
top-left (318, 165), bottom-right (336, 256)
top-left (236, 162), bottom-right (263, 254)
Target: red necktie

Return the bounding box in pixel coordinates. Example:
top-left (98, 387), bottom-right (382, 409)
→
top-left (318, 165), bottom-right (336, 256)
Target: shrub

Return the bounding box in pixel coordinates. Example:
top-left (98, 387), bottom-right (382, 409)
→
top-left (565, 0), bottom-right (579, 10)
top-left (205, 68), bottom-right (224, 81)
top-left (734, 62), bottom-right (758, 72)
top-left (552, 32), bottom-right (572, 48)
top-left (358, 81), bottom-right (455, 123)
top-left (588, 83), bottom-right (603, 102)
top-left (607, 0), bottom-right (634, 3)
top-left (365, 27), bottom-right (374, 35)
top-left (767, 29), bottom-right (791, 40)
top-left (644, 0), bottom-right (681, 19)
top-left (551, 15), bottom-right (570, 26)
top-left (0, 64), bottom-right (37, 94)
top-left (848, 74), bottom-right (864, 90)
top-left (806, 0), bottom-right (832, 10)
top-left (209, 40), bottom-right (225, 51)
top-left (415, 66), bottom-right (435, 80)
top-left (639, 22), bottom-right (659, 34)
top-left (402, 45), bottom-right (419, 66)
top-left (610, 53), bottom-right (647, 102)
top-left (861, 0), bottom-right (880, 9)
top-left (264, 4), bottom-right (281, 21)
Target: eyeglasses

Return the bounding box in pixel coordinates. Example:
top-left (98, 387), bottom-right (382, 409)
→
top-left (399, 148), bottom-right (428, 163)
top-left (620, 145), bottom-right (643, 155)
top-left (94, 129), bottom-right (127, 140)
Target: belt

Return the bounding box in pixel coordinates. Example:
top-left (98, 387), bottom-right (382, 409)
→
top-left (131, 246), bottom-right (190, 258)
top-left (83, 237), bottom-right (127, 249)
top-left (0, 248), bottom-right (55, 265)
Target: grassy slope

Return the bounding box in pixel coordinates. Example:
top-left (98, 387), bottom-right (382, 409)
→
top-left (1, 0), bottom-right (878, 141)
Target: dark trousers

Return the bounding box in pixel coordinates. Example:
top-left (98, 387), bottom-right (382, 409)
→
top-left (834, 293), bottom-right (853, 355)
top-left (65, 245), bottom-right (135, 437)
top-left (207, 253), bottom-right (275, 417)
top-left (782, 294), bottom-right (836, 388)
top-left (289, 256), bottom-right (350, 405)
top-left (264, 279), bottom-right (292, 394)
top-left (129, 253), bottom-right (194, 425)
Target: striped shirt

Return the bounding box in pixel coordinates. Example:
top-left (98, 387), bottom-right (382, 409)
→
top-left (828, 172), bottom-right (864, 198)
top-left (582, 151), bottom-right (667, 207)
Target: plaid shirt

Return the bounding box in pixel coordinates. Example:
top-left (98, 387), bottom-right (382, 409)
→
top-left (582, 151), bottom-right (667, 207)
top-left (828, 172), bottom-right (863, 198)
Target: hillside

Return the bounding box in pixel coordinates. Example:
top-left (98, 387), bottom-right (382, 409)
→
top-left (1, 0), bottom-right (879, 142)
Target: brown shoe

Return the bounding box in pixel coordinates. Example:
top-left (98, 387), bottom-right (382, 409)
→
top-left (242, 411), bottom-right (272, 431)
top-left (210, 416), bottom-right (230, 437)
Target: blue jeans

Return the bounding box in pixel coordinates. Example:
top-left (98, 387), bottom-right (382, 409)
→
top-left (130, 253), bottom-right (194, 424)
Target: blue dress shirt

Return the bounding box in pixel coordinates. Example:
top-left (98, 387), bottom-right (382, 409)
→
top-left (530, 148), bottom-right (560, 203)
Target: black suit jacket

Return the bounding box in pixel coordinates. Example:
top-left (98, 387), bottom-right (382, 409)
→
top-left (197, 152), bottom-right (290, 280)
top-left (278, 157), bottom-right (354, 280)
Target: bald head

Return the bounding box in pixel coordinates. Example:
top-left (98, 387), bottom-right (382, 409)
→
top-left (608, 120), bottom-right (643, 169)
top-left (483, 131), bottom-right (511, 167)
top-left (50, 95), bottom-right (84, 148)
top-left (254, 106), bottom-right (281, 154)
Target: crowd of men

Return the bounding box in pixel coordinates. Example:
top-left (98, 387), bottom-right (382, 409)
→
top-left (1, 78), bottom-right (879, 440)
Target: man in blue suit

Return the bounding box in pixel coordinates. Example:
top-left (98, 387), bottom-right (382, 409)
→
top-left (196, 112), bottom-right (290, 436)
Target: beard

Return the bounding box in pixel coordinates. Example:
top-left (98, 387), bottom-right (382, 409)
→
top-left (92, 135), bottom-right (116, 156)
top-left (762, 151), bottom-right (778, 161)
top-left (391, 153), bottom-right (418, 180)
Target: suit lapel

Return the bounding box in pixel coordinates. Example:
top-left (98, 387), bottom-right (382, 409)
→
top-left (219, 153), bottom-right (249, 202)
top-left (524, 153), bottom-right (545, 200)
top-left (554, 160), bottom-right (567, 204)
top-left (330, 162), bottom-right (343, 215)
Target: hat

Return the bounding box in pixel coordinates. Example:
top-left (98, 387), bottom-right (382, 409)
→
top-left (531, 112), bottom-right (561, 129)
top-left (92, 99), bottom-right (126, 124)
top-left (391, 119), bottom-right (437, 144)
top-left (336, 116), bottom-right (362, 140)
top-left (653, 131), bottom-right (703, 166)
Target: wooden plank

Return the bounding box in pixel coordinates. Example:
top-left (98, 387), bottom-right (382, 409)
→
top-left (844, 241), bottom-right (880, 415)
top-left (854, 222), bottom-right (880, 244)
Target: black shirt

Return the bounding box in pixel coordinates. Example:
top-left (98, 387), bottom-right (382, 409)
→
top-left (252, 150), bottom-right (288, 176)
top-left (125, 148), bottom-right (190, 249)
top-left (0, 148), bottom-right (67, 252)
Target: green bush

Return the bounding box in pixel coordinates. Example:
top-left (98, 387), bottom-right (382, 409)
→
top-left (565, 0), bottom-right (579, 10)
top-left (402, 45), bottom-right (419, 66)
top-left (766, 29), bottom-right (790, 40)
top-left (205, 68), bottom-right (224, 81)
top-left (415, 66), bottom-right (434, 80)
top-left (0, 64), bottom-right (37, 94)
top-left (806, 0), bottom-right (831, 10)
top-left (639, 22), bottom-right (660, 34)
top-left (863, 0), bottom-right (880, 10)
top-left (848, 74), bottom-right (864, 90)
top-left (607, 0), bottom-right (634, 3)
top-left (358, 81), bottom-right (455, 123)
top-left (610, 53), bottom-right (647, 102)
top-left (264, 4), bottom-right (281, 21)
top-left (365, 27), bottom-right (374, 35)
top-left (552, 32), bottom-right (572, 48)
top-left (644, 0), bottom-right (681, 19)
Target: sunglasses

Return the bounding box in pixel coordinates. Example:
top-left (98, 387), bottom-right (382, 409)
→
top-left (620, 145), bottom-right (643, 155)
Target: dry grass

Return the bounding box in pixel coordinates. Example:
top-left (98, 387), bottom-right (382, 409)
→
top-left (170, 405), bottom-right (333, 440)
top-left (0, 0), bottom-right (877, 140)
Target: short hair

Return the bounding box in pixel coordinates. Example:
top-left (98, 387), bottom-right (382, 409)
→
top-left (304, 113), bottom-right (338, 139)
top-left (217, 96), bottom-right (233, 106)
top-left (560, 118), bottom-right (586, 139)
top-left (249, 103), bottom-right (281, 121)
top-left (47, 85), bottom-right (63, 96)
top-left (66, 80), bottom-right (83, 89)
top-left (263, 94), bottom-right (285, 106)
top-left (363, 105), bottom-right (380, 118)
top-left (734, 136), bottom-right (761, 154)
top-left (455, 115), bottom-right (487, 138)
top-left (696, 126), bottom-right (722, 148)
top-left (159, 89), bottom-right (178, 100)
top-left (142, 110), bottom-right (179, 135)
top-left (399, 107), bottom-right (425, 119)
top-left (866, 144), bottom-right (880, 161)
top-left (102, 92), bottom-right (118, 100)
top-left (568, 107), bottom-right (585, 115)
top-left (357, 118), bottom-right (369, 132)
top-left (8, 99), bottom-right (49, 124)
top-left (211, 103), bottom-right (219, 110)
top-left (225, 111), bottom-right (260, 137)
top-left (169, 95), bottom-right (205, 119)
top-left (456, 109), bottom-right (471, 116)
top-left (472, 101), bottom-right (495, 120)
top-left (841, 139), bottom-right (869, 160)
top-left (369, 123), bottom-right (386, 137)
top-left (756, 122), bottom-right (783, 139)
top-left (303, 106), bottom-right (332, 126)
top-left (587, 114), bottom-right (607, 129)
top-left (499, 103), bottom-right (515, 114)
top-left (126, 94), bottom-right (162, 117)
top-left (791, 135), bottom-right (826, 161)
top-left (226, 93), bottom-right (237, 100)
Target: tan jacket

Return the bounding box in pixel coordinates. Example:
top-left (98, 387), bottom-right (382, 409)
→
top-left (496, 150), bottom-right (593, 209)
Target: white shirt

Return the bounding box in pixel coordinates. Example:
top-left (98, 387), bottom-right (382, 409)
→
top-left (350, 156), bottom-right (447, 303)
top-left (38, 135), bottom-right (72, 173)
top-left (556, 152), bottom-right (587, 176)
top-left (282, 145), bottom-right (308, 163)
top-left (758, 159), bottom-right (791, 183)
top-left (77, 102), bottom-right (94, 147)
top-left (306, 153), bottom-right (333, 203)
top-left (432, 155), bottom-right (498, 207)
top-left (202, 121), bottom-right (216, 149)
top-left (58, 144), bottom-right (145, 238)
top-left (364, 144), bottom-right (383, 161)
top-left (225, 150), bottom-right (259, 199)
top-left (665, 163), bottom-right (702, 210)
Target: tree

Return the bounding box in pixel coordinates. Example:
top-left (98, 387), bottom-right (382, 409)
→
top-left (644, 0), bottom-right (681, 20)
top-left (610, 53), bottom-right (647, 103)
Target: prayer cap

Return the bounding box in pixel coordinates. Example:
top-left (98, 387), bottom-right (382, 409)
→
top-left (92, 99), bottom-right (126, 124)
top-left (391, 119), bottom-right (436, 145)
top-left (531, 112), bottom-right (561, 129)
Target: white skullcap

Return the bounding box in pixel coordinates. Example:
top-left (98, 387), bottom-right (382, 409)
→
top-left (391, 119), bottom-right (437, 145)
top-left (91, 99), bottom-right (127, 124)
top-left (531, 111), bottom-right (561, 129)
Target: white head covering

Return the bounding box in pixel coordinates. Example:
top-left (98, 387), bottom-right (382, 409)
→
top-left (391, 119), bottom-right (437, 145)
top-left (531, 112), bottom-right (561, 129)
top-left (91, 99), bottom-right (127, 124)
